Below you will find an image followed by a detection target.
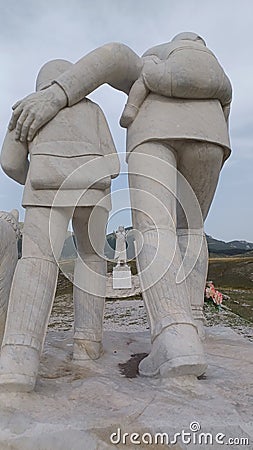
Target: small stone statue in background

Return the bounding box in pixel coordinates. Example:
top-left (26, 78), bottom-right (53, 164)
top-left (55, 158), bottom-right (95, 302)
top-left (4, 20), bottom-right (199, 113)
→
top-left (114, 226), bottom-right (128, 265)
top-left (0, 209), bottom-right (20, 344)
top-left (113, 226), bottom-right (132, 289)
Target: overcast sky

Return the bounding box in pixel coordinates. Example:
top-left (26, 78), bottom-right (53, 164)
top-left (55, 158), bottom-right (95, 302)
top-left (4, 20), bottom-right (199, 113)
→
top-left (0, 0), bottom-right (252, 242)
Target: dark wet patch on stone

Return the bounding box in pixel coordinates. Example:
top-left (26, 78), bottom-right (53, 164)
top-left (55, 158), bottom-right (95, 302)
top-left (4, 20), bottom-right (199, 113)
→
top-left (119, 353), bottom-right (148, 378)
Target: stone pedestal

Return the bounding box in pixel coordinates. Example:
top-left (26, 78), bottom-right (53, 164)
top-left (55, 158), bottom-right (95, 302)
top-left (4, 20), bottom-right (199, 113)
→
top-left (113, 265), bottom-right (132, 289)
top-left (0, 326), bottom-right (252, 450)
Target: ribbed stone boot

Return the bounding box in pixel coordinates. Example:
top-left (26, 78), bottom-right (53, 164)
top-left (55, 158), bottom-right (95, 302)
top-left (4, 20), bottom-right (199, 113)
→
top-left (135, 228), bottom-right (207, 378)
top-left (0, 210), bottom-right (19, 345)
top-left (73, 255), bottom-right (106, 362)
top-left (0, 259), bottom-right (17, 345)
top-left (0, 257), bottom-right (58, 392)
top-left (177, 229), bottom-right (208, 340)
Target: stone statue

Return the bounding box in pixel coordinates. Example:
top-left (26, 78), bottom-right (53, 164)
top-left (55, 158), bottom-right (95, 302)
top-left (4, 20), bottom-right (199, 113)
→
top-left (5, 32), bottom-right (232, 382)
top-left (112, 226), bottom-right (131, 290)
top-left (0, 209), bottom-right (20, 344)
top-left (114, 226), bottom-right (127, 264)
top-left (0, 59), bottom-right (120, 392)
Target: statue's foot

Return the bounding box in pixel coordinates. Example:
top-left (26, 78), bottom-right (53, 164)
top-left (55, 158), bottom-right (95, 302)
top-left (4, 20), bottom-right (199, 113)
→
top-left (139, 324), bottom-right (207, 378)
top-left (73, 339), bottom-right (103, 362)
top-left (119, 104), bottom-right (138, 128)
top-left (0, 345), bottom-right (39, 392)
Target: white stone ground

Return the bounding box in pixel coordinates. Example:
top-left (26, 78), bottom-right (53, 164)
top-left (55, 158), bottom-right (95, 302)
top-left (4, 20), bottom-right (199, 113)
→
top-left (0, 324), bottom-right (252, 450)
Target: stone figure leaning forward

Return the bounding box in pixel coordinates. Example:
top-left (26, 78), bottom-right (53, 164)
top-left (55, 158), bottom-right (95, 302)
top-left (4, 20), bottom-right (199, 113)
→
top-left (2, 31), bottom-right (232, 388)
top-left (0, 59), bottom-right (120, 392)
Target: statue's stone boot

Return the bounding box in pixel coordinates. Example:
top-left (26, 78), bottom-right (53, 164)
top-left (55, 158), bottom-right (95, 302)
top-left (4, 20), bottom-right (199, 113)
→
top-left (0, 209), bottom-right (19, 346)
top-left (0, 345), bottom-right (39, 392)
top-left (177, 229), bottom-right (208, 341)
top-left (136, 228), bottom-right (207, 378)
top-left (72, 256), bottom-right (105, 362)
top-left (73, 340), bottom-right (103, 362)
top-left (139, 323), bottom-right (207, 377)
top-left (0, 257), bottom-right (58, 392)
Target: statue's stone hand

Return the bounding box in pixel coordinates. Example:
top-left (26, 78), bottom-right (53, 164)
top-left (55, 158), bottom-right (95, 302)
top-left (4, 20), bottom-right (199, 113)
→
top-left (8, 84), bottom-right (67, 142)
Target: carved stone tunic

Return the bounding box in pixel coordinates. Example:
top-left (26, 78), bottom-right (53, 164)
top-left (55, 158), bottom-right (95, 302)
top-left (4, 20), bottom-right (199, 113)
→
top-left (1, 99), bottom-right (119, 210)
top-left (126, 94), bottom-right (231, 162)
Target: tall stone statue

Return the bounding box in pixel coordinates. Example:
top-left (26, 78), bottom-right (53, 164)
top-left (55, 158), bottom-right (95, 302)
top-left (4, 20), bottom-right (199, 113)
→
top-left (5, 32), bottom-right (232, 382)
top-left (0, 210), bottom-right (20, 344)
top-left (114, 225), bottom-right (127, 264)
top-left (0, 59), bottom-right (120, 392)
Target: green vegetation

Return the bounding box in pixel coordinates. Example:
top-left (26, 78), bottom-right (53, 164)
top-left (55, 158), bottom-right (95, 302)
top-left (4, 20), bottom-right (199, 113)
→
top-left (58, 252), bottom-right (253, 324)
top-left (208, 256), bottom-right (253, 289)
top-left (207, 256), bottom-right (253, 323)
top-left (60, 254), bottom-right (253, 290)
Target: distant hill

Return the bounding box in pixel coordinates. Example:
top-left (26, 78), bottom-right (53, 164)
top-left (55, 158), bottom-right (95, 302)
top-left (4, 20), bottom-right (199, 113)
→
top-left (60, 227), bottom-right (135, 261)
top-left (59, 229), bottom-right (253, 260)
top-left (15, 223), bottom-right (253, 289)
top-left (16, 222), bottom-right (253, 260)
top-left (206, 235), bottom-right (253, 256)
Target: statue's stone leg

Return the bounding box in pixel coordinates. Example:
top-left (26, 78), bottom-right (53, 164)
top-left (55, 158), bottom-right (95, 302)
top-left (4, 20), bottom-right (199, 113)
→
top-left (72, 207), bottom-right (107, 362)
top-left (177, 141), bottom-right (224, 340)
top-left (0, 257), bottom-right (58, 391)
top-left (128, 143), bottom-right (207, 378)
top-left (0, 227), bottom-right (18, 344)
top-left (0, 207), bottom-right (70, 392)
top-left (0, 261), bottom-right (17, 346)
top-left (177, 229), bottom-right (208, 340)
top-left (73, 256), bottom-right (106, 361)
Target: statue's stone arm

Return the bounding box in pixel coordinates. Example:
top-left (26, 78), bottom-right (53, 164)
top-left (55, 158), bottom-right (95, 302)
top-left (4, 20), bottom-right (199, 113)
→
top-left (0, 129), bottom-right (29, 185)
top-left (55, 43), bottom-right (142, 105)
top-left (142, 42), bottom-right (173, 60)
top-left (9, 43), bottom-right (143, 143)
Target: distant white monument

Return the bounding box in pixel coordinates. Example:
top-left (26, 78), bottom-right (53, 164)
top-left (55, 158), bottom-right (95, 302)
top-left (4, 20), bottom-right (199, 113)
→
top-left (113, 226), bottom-right (132, 289)
top-left (114, 225), bottom-right (127, 265)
